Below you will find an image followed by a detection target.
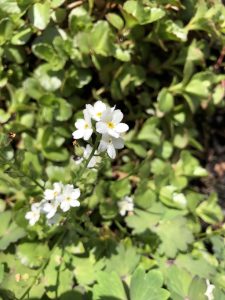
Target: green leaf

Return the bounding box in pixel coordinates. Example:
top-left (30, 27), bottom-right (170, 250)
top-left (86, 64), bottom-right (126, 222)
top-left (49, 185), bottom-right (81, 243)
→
top-left (44, 247), bottom-right (73, 298)
top-left (17, 243), bottom-right (49, 268)
top-left (93, 271), bottom-right (127, 300)
top-left (123, 1), bottom-right (165, 25)
top-left (72, 253), bottom-right (105, 287)
top-left (29, 3), bottom-right (51, 30)
top-left (157, 88), bottom-right (174, 113)
top-left (185, 79), bottom-right (210, 97)
top-left (126, 142), bottom-right (147, 158)
top-left (11, 27), bottom-right (32, 45)
top-left (137, 117), bottom-right (162, 145)
top-left (0, 253), bottom-right (43, 299)
top-left (155, 216), bottom-right (194, 258)
top-left (106, 13), bottom-right (124, 30)
top-left (196, 193), bottom-right (223, 224)
top-left (126, 203), bottom-right (164, 234)
top-left (105, 243), bottom-right (140, 278)
top-left (91, 21), bottom-right (115, 56)
top-left (0, 211), bottom-right (26, 250)
top-left (130, 268), bottom-right (170, 300)
top-left (0, 0), bottom-right (21, 14)
top-left (55, 98), bottom-right (73, 121)
top-left (50, 0), bottom-right (66, 8)
top-left (176, 254), bottom-right (216, 279)
top-left (166, 265), bottom-right (192, 299)
top-left (0, 18), bottom-right (14, 45)
top-left (110, 178), bottom-right (131, 199)
top-left (32, 43), bottom-right (62, 68)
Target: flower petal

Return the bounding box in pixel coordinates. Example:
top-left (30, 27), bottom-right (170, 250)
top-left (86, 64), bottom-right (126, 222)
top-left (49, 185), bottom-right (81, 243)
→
top-left (96, 122), bottom-right (108, 134)
top-left (25, 212), bottom-right (32, 220)
top-left (86, 104), bottom-right (94, 117)
top-left (107, 144), bottom-right (116, 159)
top-left (53, 182), bottom-right (62, 194)
top-left (94, 100), bottom-right (106, 112)
top-left (115, 123), bottom-right (129, 133)
top-left (60, 201), bottom-right (70, 212)
top-left (46, 208), bottom-right (56, 219)
top-left (83, 128), bottom-right (93, 141)
top-left (100, 107), bottom-right (112, 122)
top-left (112, 137), bottom-right (124, 149)
top-left (44, 189), bottom-right (54, 200)
top-left (70, 199), bottom-right (80, 207)
top-left (72, 129), bottom-right (84, 139)
top-left (108, 129), bottom-right (119, 138)
top-left (112, 110), bottom-right (123, 124)
top-left (75, 119), bottom-right (85, 129)
top-left (83, 109), bottom-right (92, 126)
top-left (72, 188), bottom-right (81, 200)
top-left (98, 139), bottom-right (108, 152)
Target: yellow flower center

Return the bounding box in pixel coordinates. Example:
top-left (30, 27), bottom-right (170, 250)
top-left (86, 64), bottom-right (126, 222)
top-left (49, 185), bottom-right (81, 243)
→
top-left (107, 122), bottom-right (115, 129)
top-left (96, 112), bottom-right (102, 117)
top-left (66, 197), bottom-right (71, 202)
top-left (54, 191), bottom-right (58, 197)
top-left (84, 123), bottom-right (89, 129)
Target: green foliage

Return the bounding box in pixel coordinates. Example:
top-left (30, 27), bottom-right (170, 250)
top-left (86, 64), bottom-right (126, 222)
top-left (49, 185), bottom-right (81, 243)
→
top-left (0, 0), bottom-right (225, 299)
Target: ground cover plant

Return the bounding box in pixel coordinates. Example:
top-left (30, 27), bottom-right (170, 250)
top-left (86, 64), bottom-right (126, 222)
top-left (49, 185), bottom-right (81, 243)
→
top-left (0, 0), bottom-right (225, 299)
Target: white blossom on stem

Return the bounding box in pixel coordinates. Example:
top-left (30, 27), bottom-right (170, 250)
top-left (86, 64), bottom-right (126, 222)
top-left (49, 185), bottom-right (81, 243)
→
top-left (98, 134), bottom-right (124, 159)
top-left (59, 184), bottom-right (81, 212)
top-left (96, 108), bottom-right (129, 138)
top-left (118, 196), bottom-right (134, 216)
top-left (86, 101), bottom-right (107, 121)
top-left (72, 109), bottom-right (93, 141)
top-left (75, 144), bottom-right (101, 168)
top-left (25, 203), bottom-right (41, 226)
top-left (44, 182), bottom-right (63, 201)
top-left (42, 198), bottom-right (61, 219)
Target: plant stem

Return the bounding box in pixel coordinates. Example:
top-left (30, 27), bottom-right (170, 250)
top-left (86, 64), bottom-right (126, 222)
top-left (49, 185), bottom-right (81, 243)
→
top-left (196, 228), bottom-right (225, 240)
top-left (76, 136), bottom-right (100, 179)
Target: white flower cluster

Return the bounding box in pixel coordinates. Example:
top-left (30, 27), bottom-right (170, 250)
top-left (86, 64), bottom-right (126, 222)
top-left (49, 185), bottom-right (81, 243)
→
top-left (72, 101), bottom-right (129, 160)
top-left (25, 182), bottom-right (80, 226)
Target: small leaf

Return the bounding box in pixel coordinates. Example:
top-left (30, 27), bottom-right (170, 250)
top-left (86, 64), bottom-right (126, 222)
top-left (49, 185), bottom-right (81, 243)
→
top-left (110, 178), bottom-right (131, 199)
top-left (93, 271), bottom-right (127, 300)
top-left (106, 13), bottom-right (124, 30)
top-left (29, 3), bottom-right (51, 30)
top-left (130, 268), bottom-right (170, 300)
top-left (196, 193), bottom-right (223, 224)
top-left (158, 88), bottom-right (174, 113)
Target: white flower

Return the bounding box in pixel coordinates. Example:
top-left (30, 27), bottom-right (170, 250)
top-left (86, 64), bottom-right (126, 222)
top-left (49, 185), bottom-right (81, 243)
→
top-left (118, 196), bottom-right (134, 216)
top-left (98, 134), bottom-right (124, 159)
top-left (96, 108), bottom-right (129, 138)
top-left (205, 280), bottom-right (215, 300)
top-left (25, 203), bottom-right (41, 226)
top-left (75, 144), bottom-right (101, 168)
top-left (59, 184), bottom-right (81, 212)
top-left (72, 109), bottom-right (93, 141)
top-left (86, 101), bottom-right (107, 121)
top-left (44, 182), bottom-right (63, 201)
top-left (42, 198), bottom-right (61, 219)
